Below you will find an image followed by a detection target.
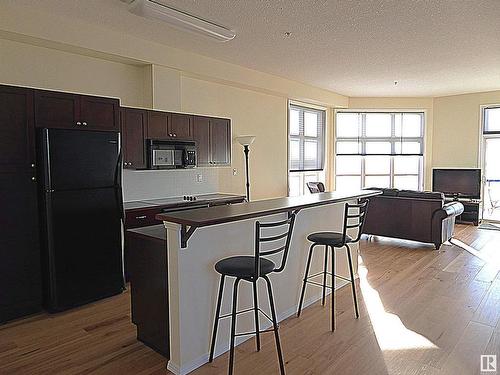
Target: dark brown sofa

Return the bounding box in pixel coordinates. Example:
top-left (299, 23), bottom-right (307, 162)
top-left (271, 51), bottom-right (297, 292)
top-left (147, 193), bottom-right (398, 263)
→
top-left (363, 188), bottom-right (464, 249)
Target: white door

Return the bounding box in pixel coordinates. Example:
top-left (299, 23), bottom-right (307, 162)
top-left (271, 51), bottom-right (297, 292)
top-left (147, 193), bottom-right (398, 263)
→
top-left (481, 136), bottom-right (500, 222)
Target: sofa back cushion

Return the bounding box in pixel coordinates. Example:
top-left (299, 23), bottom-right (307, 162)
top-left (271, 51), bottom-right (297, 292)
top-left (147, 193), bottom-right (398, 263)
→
top-left (398, 190), bottom-right (444, 200)
top-left (363, 195), bottom-right (443, 243)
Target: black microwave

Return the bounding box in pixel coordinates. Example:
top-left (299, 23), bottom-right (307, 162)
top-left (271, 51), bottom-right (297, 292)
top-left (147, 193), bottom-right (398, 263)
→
top-left (147, 139), bottom-right (197, 169)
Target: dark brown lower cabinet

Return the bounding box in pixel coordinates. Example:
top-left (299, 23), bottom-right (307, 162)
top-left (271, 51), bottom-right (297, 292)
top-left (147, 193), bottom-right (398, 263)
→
top-left (127, 226), bottom-right (169, 358)
top-left (0, 85), bottom-right (42, 323)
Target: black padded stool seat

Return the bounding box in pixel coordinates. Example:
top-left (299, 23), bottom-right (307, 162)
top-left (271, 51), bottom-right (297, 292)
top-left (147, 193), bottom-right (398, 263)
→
top-left (307, 231), bottom-right (353, 246)
top-left (215, 256), bottom-right (276, 278)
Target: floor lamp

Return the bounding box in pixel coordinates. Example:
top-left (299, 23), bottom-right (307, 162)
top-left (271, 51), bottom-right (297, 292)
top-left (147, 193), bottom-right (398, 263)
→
top-left (235, 135), bottom-right (256, 201)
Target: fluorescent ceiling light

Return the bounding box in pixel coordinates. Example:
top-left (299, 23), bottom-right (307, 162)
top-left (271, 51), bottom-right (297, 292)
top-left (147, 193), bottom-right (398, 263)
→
top-left (128, 0), bottom-right (236, 42)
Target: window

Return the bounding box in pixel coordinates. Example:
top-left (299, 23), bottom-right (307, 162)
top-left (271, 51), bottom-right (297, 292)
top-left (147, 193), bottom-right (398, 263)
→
top-left (288, 103), bottom-right (326, 196)
top-left (335, 111), bottom-right (424, 191)
top-left (484, 107), bottom-right (500, 133)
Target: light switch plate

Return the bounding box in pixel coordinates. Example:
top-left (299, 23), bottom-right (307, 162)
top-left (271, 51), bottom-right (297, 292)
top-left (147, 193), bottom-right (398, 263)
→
top-left (232, 168), bottom-right (237, 176)
top-left (196, 174), bottom-right (203, 183)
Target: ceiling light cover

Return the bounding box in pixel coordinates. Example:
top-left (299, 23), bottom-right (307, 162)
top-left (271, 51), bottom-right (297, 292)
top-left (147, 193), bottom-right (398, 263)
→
top-left (128, 0), bottom-right (236, 42)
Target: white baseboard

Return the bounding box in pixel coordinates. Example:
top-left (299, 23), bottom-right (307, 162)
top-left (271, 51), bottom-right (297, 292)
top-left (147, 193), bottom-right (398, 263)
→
top-left (167, 279), bottom-right (350, 375)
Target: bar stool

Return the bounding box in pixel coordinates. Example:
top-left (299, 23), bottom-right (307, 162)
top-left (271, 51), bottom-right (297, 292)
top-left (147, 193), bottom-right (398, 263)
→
top-left (209, 213), bottom-right (296, 375)
top-left (297, 199), bottom-right (369, 331)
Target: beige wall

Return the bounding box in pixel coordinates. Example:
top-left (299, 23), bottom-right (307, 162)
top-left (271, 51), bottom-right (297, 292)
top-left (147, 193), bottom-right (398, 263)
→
top-left (3, 1), bottom-right (500, 198)
top-left (181, 76), bottom-right (288, 199)
top-left (0, 38), bottom-right (146, 107)
top-left (0, 16), bottom-right (347, 199)
top-left (432, 90), bottom-right (500, 169)
top-left (348, 97), bottom-right (434, 189)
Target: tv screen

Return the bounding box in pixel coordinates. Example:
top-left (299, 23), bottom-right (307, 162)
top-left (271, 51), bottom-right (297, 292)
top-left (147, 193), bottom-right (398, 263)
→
top-left (432, 168), bottom-right (481, 199)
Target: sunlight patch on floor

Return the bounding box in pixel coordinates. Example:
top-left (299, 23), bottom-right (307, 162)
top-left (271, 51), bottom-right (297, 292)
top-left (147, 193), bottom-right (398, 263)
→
top-left (358, 257), bottom-right (438, 352)
top-left (450, 238), bottom-right (500, 269)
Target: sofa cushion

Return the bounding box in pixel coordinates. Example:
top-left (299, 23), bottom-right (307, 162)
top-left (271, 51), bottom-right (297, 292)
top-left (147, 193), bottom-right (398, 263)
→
top-left (398, 190), bottom-right (444, 200)
top-left (367, 187), bottom-right (399, 196)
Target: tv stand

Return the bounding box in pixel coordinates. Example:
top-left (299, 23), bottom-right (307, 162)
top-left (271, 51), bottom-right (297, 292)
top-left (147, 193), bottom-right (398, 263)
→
top-left (445, 197), bottom-right (481, 226)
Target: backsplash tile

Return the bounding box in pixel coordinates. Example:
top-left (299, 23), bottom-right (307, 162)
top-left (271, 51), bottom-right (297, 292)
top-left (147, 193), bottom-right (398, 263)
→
top-left (122, 167), bottom-right (220, 201)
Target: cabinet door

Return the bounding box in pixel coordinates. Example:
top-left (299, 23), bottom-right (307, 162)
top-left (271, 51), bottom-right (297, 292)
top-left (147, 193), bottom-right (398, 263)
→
top-left (80, 96), bottom-right (119, 131)
top-left (193, 116), bottom-right (211, 166)
top-left (0, 86), bottom-right (35, 171)
top-left (210, 118), bottom-right (231, 165)
top-left (121, 108), bottom-right (147, 169)
top-left (170, 113), bottom-right (193, 139)
top-left (34, 90), bottom-right (80, 129)
top-left (147, 111), bottom-right (169, 139)
top-left (0, 85), bottom-right (41, 323)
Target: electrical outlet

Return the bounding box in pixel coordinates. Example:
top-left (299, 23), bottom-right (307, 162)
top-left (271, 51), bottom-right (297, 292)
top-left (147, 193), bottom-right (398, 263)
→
top-left (232, 168), bottom-right (237, 176)
top-left (196, 174), bottom-right (203, 183)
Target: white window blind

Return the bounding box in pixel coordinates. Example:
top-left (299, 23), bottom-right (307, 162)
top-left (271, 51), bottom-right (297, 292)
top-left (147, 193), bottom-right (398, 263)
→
top-left (289, 104), bottom-right (326, 171)
top-left (484, 107), bottom-right (500, 133)
top-left (335, 111), bottom-right (425, 191)
top-left (336, 112), bottom-right (424, 156)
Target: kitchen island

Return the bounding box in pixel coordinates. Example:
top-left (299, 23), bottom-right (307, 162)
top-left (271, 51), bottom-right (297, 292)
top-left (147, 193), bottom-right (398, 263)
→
top-left (129, 189), bottom-right (381, 375)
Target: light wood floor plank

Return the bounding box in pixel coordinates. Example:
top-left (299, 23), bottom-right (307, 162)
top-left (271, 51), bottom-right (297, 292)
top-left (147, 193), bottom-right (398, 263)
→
top-left (1, 224), bottom-right (500, 375)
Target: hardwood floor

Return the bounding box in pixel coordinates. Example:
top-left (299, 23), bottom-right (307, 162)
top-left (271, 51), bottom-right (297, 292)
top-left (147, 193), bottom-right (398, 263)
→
top-left (1, 224), bottom-right (499, 375)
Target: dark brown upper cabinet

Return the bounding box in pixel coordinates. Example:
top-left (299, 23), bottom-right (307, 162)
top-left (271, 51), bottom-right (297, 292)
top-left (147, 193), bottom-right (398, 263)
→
top-left (147, 111), bottom-right (193, 140)
top-left (35, 90), bottom-right (119, 132)
top-left (0, 85), bottom-right (42, 323)
top-left (121, 108), bottom-right (148, 169)
top-left (193, 116), bottom-right (211, 166)
top-left (80, 96), bottom-right (120, 131)
top-left (170, 113), bottom-right (193, 139)
top-left (193, 115), bottom-right (231, 166)
top-left (210, 118), bottom-right (231, 165)
top-left (147, 111), bottom-right (169, 139)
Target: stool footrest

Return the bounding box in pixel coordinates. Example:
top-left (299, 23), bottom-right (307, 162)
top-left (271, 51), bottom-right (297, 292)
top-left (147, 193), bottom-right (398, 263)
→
top-left (219, 307), bottom-right (273, 324)
top-left (234, 327), bottom-right (277, 338)
top-left (306, 270), bottom-right (333, 279)
top-left (304, 274), bottom-right (354, 290)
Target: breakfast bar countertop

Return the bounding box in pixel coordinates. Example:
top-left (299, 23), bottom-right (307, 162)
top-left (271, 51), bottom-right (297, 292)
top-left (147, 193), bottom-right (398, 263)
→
top-left (156, 189), bottom-right (381, 227)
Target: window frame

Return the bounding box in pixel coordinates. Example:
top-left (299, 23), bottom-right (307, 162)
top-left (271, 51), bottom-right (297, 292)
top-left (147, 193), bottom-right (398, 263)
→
top-left (335, 110), bottom-right (425, 191)
top-left (287, 100), bottom-right (327, 196)
top-left (483, 106), bottom-right (500, 135)
top-left (288, 102), bottom-right (326, 172)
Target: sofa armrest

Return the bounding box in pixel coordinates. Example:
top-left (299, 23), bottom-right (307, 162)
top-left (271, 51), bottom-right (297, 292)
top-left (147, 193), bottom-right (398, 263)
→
top-left (431, 202), bottom-right (464, 248)
top-left (441, 201), bottom-right (465, 217)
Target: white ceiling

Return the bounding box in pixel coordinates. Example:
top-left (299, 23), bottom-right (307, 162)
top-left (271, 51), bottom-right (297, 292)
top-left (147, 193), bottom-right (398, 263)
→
top-left (6, 0), bottom-right (500, 97)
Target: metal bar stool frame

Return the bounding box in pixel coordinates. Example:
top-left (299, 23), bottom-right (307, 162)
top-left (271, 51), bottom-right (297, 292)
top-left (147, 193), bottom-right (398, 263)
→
top-left (296, 199), bottom-right (369, 331)
top-left (209, 213), bottom-right (297, 375)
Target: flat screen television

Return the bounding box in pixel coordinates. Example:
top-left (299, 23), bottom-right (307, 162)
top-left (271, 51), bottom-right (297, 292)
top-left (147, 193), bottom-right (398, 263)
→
top-left (432, 168), bottom-right (481, 199)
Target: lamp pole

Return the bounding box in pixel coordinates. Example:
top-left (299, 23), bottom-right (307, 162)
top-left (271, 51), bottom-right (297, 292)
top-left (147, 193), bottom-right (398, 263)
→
top-left (235, 135), bottom-right (255, 202)
top-left (243, 144), bottom-right (250, 201)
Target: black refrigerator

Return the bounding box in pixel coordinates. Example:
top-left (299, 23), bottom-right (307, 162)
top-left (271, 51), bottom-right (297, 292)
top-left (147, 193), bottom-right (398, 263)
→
top-left (38, 128), bottom-right (125, 312)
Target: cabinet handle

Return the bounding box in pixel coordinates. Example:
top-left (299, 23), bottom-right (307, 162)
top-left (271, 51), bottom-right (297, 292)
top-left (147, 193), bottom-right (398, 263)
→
top-left (129, 162), bottom-right (133, 166)
top-left (135, 215), bottom-right (147, 220)
top-left (31, 163), bottom-right (35, 168)
top-left (82, 122), bottom-right (88, 126)
top-left (173, 133), bottom-right (177, 137)
top-left (169, 133), bottom-right (173, 137)
top-left (76, 121), bottom-right (81, 126)
top-left (31, 176), bottom-right (36, 181)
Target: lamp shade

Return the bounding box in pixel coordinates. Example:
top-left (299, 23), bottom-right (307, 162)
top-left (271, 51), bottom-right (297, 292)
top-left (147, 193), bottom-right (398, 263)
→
top-left (235, 135), bottom-right (256, 146)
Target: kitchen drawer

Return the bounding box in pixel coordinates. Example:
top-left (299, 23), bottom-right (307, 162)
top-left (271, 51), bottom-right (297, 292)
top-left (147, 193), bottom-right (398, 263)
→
top-left (125, 207), bottom-right (163, 229)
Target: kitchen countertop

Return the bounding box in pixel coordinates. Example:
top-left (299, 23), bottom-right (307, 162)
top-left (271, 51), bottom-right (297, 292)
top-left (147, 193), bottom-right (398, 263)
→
top-left (123, 193), bottom-right (246, 210)
top-left (157, 189), bottom-right (381, 227)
